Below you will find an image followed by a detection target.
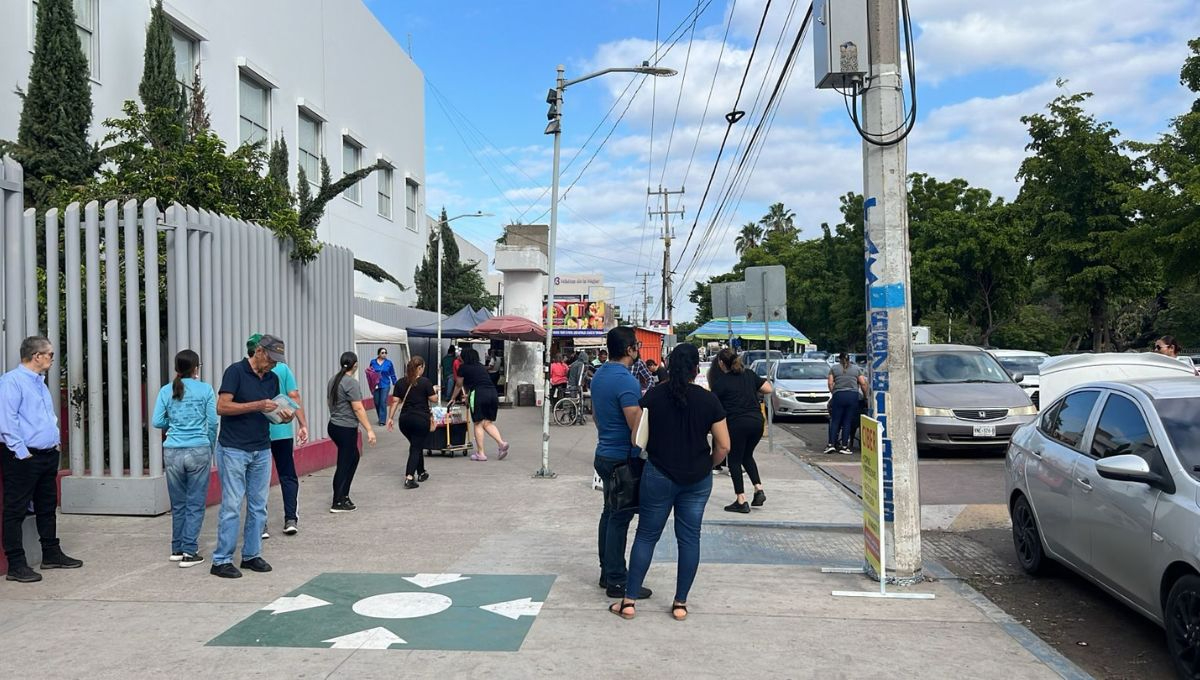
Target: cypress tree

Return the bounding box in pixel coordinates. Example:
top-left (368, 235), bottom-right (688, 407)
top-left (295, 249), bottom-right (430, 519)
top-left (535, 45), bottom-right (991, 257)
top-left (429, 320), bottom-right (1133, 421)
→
top-left (13, 0), bottom-right (97, 207)
top-left (268, 133), bottom-right (289, 192)
top-left (185, 63), bottom-right (210, 138)
top-left (140, 0), bottom-right (184, 148)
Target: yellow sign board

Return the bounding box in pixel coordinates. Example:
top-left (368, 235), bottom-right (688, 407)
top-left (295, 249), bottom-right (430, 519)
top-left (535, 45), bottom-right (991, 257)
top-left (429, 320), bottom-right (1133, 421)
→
top-left (860, 415), bottom-right (883, 577)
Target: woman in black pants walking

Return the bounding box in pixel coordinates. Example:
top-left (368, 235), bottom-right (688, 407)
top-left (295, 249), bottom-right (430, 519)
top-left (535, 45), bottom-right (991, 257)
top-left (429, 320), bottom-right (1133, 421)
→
top-left (827, 352), bottom-right (868, 455)
top-left (326, 352), bottom-right (377, 512)
top-left (387, 356), bottom-right (439, 489)
top-left (706, 348), bottom-right (773, 513)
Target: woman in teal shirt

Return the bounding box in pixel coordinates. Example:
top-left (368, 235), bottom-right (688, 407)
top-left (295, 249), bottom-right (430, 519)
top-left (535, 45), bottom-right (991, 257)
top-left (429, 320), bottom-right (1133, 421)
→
top-left (152, 349), bottom-right (218, 568)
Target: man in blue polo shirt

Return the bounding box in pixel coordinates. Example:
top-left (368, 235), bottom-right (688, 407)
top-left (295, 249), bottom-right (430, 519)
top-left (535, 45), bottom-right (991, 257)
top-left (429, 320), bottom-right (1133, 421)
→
top-left (211, 334), bottom-right (291, 579)
top-left (591, 326), bottom-right (651, 600)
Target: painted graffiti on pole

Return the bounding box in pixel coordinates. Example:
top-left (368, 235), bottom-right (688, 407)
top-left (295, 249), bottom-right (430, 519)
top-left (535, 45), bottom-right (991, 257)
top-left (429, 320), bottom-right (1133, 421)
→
top-left (864, 197), bottom-right (896, 522)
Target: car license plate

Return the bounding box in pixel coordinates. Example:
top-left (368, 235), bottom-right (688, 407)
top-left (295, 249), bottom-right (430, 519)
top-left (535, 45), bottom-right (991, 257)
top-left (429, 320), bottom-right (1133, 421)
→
top-left (973, 424), bottom-right (996, 438)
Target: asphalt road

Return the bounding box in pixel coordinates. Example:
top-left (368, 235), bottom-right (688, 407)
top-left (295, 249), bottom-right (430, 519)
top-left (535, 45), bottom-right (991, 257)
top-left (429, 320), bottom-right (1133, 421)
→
top-left (774, 415), bottom-right (1177, 679)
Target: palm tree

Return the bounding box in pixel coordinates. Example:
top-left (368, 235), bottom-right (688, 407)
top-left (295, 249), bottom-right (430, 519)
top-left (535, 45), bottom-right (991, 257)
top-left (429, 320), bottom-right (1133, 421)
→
top-left (759, 202), bottom-right (796, 234)
top-left (735, 222), bottom-right (764, 255)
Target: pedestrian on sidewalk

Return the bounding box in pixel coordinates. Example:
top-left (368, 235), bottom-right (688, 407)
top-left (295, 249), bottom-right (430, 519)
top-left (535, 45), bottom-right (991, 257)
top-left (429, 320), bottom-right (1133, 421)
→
top-left (707, 348), bottom-right (771, 513)
top-left (827, 353), bottom-right (868, 454)
top-left (611, 343), bottom-right (730, 621)
top-left (549, 354), bottom-right (569, 403)
top-left (486, 349), bottom-right (503, 388)
top-left (0, 336), bottom-right (83, 583)
top-left (440, 345), bottom-right (456, 397)
top-left (449, 348), bottom-right (508, 461)
top-left (212, 334), bottom-right (290, 579)
top-left (592, 327), bottom-right (650, 600)
top-left (388, 356), bottom-right (438, 489)
top-left (368, 348), bottom-right (396, 427)
top-left (326, 352), bottom-right (377, 512)
top-left (266, 350), bottom-right (309, 538)
top-left (633, 357), bottom-right (656, 394)
top-left (152, 349), bottom-right (217, 568)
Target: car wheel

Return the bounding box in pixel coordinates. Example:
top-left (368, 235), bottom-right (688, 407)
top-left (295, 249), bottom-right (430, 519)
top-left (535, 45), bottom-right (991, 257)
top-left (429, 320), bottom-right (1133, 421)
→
top-left (1010, 494), bottom-right (1046, 575)
top-left (1167, 574), bottom-right (1200, 679)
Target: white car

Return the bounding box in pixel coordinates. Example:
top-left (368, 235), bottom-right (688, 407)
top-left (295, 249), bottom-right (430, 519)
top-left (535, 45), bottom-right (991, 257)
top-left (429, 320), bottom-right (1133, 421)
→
top-left (988, 349), bottom-right (1050, 407)
top-left (768, 360), bottom-right (831, 418)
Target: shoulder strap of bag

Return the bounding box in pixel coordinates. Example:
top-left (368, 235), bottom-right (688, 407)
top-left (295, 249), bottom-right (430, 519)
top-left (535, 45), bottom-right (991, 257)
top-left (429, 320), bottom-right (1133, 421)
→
top-left (399, 380), bottom-right (414, 412)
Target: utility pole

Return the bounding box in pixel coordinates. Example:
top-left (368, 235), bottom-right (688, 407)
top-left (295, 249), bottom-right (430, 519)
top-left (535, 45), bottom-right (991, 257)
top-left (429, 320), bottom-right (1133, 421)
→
top-left (648, 186), bottom-right (684, 328)
top-left (635, 272), bottom-right (652, 327)
top-left (862, 0), bottom-right (921, 580)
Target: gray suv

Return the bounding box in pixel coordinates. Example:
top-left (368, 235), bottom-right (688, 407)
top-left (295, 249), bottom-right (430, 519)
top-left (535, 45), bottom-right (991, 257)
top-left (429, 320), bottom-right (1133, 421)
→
top-left (913, 345), bottom-right (1038, 450)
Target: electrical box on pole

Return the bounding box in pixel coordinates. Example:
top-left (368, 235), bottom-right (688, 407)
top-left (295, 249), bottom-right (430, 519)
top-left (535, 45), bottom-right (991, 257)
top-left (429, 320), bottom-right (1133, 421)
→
top-left (813, 0), bottom-right (869, 89)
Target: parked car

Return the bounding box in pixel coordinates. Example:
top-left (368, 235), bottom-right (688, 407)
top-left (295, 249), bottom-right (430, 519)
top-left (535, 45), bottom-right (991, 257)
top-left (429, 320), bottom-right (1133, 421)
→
top-left (1005, 377), bottom-right (1200, 677)
top-left (768, 360), bottom-right (831, 418)
top-left (987, 349), bottom-right (1050, 407)
top-left (740, 349), bottom-right (784, 366)
top-left (802, 350), bottom-right (830, 362)
top-left (748, 359), bottom-right (777, 378)
top-left (912, 344), bottom-right (1038, 450)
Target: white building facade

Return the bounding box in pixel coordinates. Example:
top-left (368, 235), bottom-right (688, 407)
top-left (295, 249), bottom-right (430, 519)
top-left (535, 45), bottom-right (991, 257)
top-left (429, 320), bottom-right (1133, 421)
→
top-left (0, 0), bottom-right (427, 305)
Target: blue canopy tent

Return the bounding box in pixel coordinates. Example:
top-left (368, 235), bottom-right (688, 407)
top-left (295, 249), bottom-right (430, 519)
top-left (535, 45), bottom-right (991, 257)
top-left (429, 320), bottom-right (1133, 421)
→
top-left (686, 316), bottom-right (810, 349)
top-left (405, 305), bottom-right (493, 338)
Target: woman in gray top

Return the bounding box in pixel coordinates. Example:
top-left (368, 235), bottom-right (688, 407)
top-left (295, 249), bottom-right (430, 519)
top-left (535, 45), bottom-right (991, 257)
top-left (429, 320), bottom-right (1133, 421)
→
top-left (827, 353), bottom-right (868, 455)
top-left (326, 352), bottom-right (377, 512)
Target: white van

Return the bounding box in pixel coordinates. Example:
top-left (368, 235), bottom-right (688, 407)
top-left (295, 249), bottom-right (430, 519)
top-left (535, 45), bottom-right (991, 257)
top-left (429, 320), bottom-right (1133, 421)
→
top-left (1038, 352), bottom-right (1195, 409)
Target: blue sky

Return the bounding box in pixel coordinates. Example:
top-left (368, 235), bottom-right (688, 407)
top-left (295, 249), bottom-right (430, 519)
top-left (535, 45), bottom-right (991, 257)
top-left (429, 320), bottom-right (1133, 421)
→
top-left (368, 0), bottom-right (1200, 323)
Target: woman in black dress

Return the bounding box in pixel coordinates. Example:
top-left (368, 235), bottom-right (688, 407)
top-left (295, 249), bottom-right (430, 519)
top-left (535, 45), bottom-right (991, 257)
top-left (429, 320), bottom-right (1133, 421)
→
top-left (387, 356), bottom-right (439, 489)
top-left (449, 348), bottom-right (509, 461)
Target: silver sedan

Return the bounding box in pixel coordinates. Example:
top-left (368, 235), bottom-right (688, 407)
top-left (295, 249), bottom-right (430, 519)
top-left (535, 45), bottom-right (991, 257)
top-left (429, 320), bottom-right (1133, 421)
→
top-left (768, 360), bottom-right (831, 417)
top-left (1005, 377), bottom-right (1200, 677)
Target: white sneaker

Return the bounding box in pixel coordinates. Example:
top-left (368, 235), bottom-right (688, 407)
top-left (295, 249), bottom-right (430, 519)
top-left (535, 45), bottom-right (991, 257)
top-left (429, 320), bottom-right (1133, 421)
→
top-left (179, 553), bottom-right (205, 568)
top-left (261, 530), bottom-right (270, 540)
top-left (823, 445), bottom-right (837, 455)
top-left (283, 519), bottom-right (298, 535)
top-left (169, 552), bottom-right (184, 562)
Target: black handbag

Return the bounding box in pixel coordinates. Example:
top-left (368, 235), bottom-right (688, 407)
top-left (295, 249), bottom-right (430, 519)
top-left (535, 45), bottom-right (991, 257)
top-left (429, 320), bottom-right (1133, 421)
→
top-left (606, 456), bottom-right (643, 513)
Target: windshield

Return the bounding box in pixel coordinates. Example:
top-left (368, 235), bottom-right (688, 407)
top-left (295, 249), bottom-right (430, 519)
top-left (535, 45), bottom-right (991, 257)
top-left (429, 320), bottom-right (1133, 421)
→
top-left (996, 356), bottom-right (1046, 376)
top-left (776, 363), bottom-right (828, 380)
top-left (751, 360), bottom-right (775, 377)
top-left (913, 352), bottom-right (1012, 385)
top-left (1155, 397), bottom-right (1200, 474)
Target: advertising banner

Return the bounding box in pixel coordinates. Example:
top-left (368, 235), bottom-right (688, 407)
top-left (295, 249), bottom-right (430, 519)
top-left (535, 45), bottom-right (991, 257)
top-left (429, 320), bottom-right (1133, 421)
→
top-left (544, 299), bottom-right (610, 336)
top-left (860, 415), bottom-right (883, 577)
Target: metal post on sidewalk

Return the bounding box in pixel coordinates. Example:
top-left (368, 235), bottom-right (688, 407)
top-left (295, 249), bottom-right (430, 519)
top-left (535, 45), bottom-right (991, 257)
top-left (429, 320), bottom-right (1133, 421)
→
top-left (762, 270), bottom-right (773, 456)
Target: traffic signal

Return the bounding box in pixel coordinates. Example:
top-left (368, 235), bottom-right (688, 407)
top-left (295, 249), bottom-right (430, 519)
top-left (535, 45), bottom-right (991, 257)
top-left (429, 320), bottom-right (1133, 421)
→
top-left (544, 87), bottom-right (561, 135)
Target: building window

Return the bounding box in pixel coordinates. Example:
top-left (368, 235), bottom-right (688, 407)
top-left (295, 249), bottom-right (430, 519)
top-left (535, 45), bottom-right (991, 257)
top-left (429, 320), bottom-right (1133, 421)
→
top-left (31, 0), bottom-right (100, 79)
top-left (298, 112), bottom-right (322, 185)
top-left (171, 27), bottom-right (198, 97)
top-left (342, 138), bottom-right (362, 203)
top-left (405, 180), bottom-right (419, 231)
top-left (238, 75), bottom-right (269, 145)
top-left (378, 167), bottom-right (393, 219)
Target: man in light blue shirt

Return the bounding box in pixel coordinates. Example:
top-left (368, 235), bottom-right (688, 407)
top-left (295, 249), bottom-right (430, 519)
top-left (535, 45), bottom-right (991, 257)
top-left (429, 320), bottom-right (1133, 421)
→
top-left (1, 336), bottom-right (83, 583)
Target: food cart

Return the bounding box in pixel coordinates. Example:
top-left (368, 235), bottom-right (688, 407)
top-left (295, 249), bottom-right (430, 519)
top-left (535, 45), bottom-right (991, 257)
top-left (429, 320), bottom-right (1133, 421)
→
top-left (424, 403), bottom-right (473, 457)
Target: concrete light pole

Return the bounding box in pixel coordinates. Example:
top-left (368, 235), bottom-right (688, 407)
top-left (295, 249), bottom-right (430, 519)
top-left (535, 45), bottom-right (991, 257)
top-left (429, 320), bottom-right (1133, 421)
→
top-left (536, 63), bottom-right (676, 479)
top-left (437, 211), bottom-right (492, 375)
top-left (862, 0), bottom-right (921, 579)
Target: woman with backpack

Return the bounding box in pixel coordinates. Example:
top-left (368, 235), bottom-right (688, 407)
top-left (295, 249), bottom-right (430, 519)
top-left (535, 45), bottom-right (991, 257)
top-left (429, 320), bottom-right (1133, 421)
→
top-left (388, 356), bottom-right (439, 489)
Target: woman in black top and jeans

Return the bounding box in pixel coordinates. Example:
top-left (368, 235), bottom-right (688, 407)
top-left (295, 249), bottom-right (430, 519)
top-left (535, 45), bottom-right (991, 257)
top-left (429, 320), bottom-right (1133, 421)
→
top-left (610, 343), bottom-right (730, 622)
top-left (388, 356), bottom-right (439, 489)
top-left (449, 348), bottom-right (509, 461)
top-left (707, 348), bottom-right (773, 513)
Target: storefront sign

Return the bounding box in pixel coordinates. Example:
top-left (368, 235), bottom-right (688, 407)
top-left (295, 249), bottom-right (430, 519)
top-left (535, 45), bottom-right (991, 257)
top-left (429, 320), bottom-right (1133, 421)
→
top-left (544, 299), bottom-right (610, 336)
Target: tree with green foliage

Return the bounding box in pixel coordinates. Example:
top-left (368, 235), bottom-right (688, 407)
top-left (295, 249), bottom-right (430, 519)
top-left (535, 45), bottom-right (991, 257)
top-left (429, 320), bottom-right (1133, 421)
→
top-left (6, 0), bottom-right (99, 207)
top-left (734, 222), bottom-right (763, 254)
top-left (414, 208), bottom-right (498, 312)
top-left (1016, 90), bottom-right (1152, 351)
top-left (267, 133), bottom-right (289, 192)
top-left (185, 64), bottom-right (211, 138)
top-left (139, 0), bottom-right (186, 149)
top-left (759, 202), bottom-right (796, 234)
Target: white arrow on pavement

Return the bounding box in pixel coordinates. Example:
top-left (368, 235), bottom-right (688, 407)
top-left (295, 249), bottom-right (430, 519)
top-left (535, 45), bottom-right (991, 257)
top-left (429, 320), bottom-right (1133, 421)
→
top-left (479, 597), bottom-right (544, 621)
top-left (323, 627), bottom-right (407, 649)
top-left (402, 573), bottom-right (470, 589)
top-left (260, 593), bottom-right (332, 615)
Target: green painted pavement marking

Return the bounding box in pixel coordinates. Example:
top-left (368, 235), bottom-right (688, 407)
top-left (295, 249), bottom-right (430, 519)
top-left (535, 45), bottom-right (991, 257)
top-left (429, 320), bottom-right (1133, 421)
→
top-left (208, 573), bottom-right (556, 652)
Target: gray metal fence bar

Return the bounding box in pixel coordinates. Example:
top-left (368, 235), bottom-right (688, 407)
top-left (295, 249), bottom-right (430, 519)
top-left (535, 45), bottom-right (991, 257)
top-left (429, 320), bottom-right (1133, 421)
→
top-left (45, 208), bottom-right (60, 416)
top-left (22, 208), bottom-right (37, 335)
top-left (123, 200), bottom-right (142, 476)
top-left (104, 201), bottom-right (123, 476)
top-left (165, 220), bottom-right (176, 370)
top-left (3, 157), bottom-right (24, 365)
top-left (199, 210), bottom-right (215, 385)
top-left (64, 203), bottom-right (84, 473)
top-left (187, 206), bottom-right (202, 354)
top-left (144, 199), bottom-right (163, 479)
top-left (84, 201), bottom-right (104, 476)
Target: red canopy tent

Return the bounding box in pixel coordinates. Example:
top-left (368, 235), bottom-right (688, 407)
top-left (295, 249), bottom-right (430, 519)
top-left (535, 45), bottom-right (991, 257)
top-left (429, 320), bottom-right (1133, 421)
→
top-left (471, 316), bottom-right (547, 342)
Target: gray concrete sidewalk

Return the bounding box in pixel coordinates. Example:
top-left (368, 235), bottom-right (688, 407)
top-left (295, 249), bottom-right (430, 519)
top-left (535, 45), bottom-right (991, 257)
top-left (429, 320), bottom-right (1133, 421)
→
top-left (0, 407), bottom-right (1088, 679)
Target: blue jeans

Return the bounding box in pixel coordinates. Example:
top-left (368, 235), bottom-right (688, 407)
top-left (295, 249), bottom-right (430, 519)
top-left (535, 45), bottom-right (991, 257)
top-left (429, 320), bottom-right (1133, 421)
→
top-left (625, 460), bottom-right (713, 603)
top-left (373, 387), bottom-right (389, 424)
top-left (829, 391), bottom-right (860, 447)
top-left (594, 456), bottom-right (637, 586)
top-left (164, 446), bottom-right (212, 555)
top-left (213, 445), bottom-right (271, 566)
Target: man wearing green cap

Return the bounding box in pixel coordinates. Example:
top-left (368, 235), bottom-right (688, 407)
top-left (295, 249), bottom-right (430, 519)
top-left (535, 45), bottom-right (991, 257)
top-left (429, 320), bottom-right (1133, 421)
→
top-left (244, 334), bottom-right (309, 539)
top-left (211, 333), bottom-right (291, 579)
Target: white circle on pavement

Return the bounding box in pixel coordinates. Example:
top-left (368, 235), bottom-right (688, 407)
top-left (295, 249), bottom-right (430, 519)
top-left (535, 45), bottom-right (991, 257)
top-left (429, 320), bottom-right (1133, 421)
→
top-left (352, 592), bottom-right (453, 619)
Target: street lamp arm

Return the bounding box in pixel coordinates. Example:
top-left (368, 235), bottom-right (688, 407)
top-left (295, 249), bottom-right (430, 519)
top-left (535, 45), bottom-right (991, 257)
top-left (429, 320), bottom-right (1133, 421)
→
top-left (561, 66), bottom-right (677, 90)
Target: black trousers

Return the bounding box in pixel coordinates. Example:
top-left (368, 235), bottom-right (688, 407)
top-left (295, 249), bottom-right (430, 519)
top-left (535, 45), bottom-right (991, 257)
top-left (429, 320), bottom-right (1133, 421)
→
top-left (327, 423), bottom-right (360, 503)
top-left (397, 411), bottom-right (429, 477)
top-left (727, 416), bottom-right (764, 496)
top-left (270, 438), bottom-right (298, 521)
top-left (1, 446), bottom-right (61, 568)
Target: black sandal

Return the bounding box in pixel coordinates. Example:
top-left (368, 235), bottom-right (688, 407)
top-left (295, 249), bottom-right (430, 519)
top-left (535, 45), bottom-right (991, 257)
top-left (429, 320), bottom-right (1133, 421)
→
top-left (609, 600), bottom-right (636, 620)
top-left (671, 602), bottom-right (688, 621)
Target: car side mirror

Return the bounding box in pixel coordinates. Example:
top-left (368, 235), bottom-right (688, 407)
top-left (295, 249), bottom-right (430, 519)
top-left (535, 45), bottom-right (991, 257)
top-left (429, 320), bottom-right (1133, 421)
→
top-left (1010, 372), bottom-right (1025, 383)
top-left (1096, 454), bottom-right (1160, 486)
